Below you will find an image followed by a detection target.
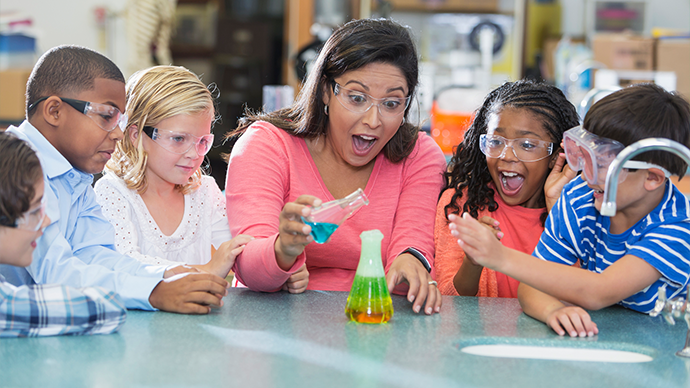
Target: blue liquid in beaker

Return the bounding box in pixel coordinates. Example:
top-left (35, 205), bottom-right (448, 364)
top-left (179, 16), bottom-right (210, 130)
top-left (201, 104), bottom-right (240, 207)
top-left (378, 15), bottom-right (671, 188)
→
top-left (302, 218), bottom-right (339, 243)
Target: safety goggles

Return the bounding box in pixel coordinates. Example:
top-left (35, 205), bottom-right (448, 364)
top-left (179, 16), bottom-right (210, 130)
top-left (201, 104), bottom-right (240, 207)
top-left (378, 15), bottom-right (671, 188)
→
top-left (142, 126), bottom-right (214, 156)
top-left (563, 126), bottom-right (670, 185)
top-left (28, 97), bottom-right (128, 133)
top-left (0, 195), bottom-right (47, 232)
top-left (479, 134), bottom-right (554, 162)
top-left (332, 82), bottom-right (411, 118)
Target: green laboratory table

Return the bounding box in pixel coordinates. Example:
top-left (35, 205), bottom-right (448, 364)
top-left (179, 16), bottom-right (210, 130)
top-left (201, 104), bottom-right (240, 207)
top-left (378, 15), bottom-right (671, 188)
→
top-left (1, 289), bottom-right (688, 388)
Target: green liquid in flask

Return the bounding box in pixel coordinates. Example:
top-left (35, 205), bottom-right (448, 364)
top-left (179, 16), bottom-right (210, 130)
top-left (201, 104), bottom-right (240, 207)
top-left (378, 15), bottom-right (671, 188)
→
top-left (302, 219), bottom-right (338, 244)
top-left (345, 275), bottom-right (393, 324)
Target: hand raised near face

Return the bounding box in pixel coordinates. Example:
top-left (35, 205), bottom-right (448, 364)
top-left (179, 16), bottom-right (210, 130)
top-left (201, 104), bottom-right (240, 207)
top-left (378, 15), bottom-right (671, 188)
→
top-left (544, 152), bottom-right (577, 212)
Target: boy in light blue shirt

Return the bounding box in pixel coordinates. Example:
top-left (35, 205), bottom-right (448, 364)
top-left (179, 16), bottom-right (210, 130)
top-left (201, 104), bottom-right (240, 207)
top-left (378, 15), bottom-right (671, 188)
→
top-left (0, 45), bottom-right (229, 313)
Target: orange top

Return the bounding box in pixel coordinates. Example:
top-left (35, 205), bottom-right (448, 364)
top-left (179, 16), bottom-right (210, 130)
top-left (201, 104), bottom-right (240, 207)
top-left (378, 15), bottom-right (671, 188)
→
top-left (434, 185), bottom-right (546, 297)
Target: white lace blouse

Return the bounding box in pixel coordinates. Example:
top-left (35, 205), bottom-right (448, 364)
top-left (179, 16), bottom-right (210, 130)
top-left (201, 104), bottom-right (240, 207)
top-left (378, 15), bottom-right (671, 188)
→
top-left (94, 171), bottom-right (232, 266)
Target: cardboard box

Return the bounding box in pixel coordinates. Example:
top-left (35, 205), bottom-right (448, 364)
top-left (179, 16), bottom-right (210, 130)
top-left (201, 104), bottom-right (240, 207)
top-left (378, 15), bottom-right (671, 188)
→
top-left (0, 69), bottom-right (30, 121)
top-left (386, 0), bottom-right (498, 13)
top-left (656, 38), bottom-right (690, 102)
top-left (592, 33), bottom-right (655, 71)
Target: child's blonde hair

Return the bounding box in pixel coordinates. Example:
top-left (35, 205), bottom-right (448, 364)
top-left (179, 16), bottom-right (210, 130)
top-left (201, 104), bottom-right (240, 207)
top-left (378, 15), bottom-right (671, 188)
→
top-left (107, 65), bottom-right (217, 194)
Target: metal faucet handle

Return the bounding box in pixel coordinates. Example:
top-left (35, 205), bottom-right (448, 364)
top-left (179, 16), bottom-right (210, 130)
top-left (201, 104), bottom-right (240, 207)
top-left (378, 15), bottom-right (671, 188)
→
top-left (650, 284), bottom-right (687, 325)
top-left (650, 284), bottom-right (668, 318)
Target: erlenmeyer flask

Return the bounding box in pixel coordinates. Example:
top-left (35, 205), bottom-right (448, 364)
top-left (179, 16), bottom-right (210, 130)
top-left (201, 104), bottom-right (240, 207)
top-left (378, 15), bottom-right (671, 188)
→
top-left (301, 188), bottom-right (369, 244)
top-left (345, 229), bottom-right (394, 324)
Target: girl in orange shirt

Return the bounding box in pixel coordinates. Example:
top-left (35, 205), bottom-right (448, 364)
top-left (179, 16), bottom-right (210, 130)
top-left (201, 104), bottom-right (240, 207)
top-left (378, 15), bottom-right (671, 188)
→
top-left (434, 79), bottom-right (579, 297)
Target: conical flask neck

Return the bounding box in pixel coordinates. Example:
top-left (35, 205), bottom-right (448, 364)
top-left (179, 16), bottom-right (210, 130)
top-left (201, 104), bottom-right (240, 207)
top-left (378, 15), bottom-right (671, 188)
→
top-left (356, 229), bottom-right (385, 276)
top-left (338, 188), bottom-right (369, 213)
top-left (307, 188), bottom-right (369, 226)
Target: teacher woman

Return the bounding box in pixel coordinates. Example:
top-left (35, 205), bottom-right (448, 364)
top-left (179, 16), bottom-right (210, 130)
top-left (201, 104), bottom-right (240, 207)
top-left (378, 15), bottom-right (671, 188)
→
top-left (225, 18), bottom-right (446, 314)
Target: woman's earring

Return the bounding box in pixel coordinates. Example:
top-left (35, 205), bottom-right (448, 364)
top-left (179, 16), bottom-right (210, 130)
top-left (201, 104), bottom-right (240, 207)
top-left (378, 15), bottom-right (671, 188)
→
top-left (401, 117), bottom-right (406, 126)
top-left (324, 105), bottom-right (329, 115)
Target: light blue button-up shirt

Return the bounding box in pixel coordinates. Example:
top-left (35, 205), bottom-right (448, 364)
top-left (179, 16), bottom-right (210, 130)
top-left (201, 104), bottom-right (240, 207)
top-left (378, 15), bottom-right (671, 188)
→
top-left (0, 121), bottom-right (165, 310)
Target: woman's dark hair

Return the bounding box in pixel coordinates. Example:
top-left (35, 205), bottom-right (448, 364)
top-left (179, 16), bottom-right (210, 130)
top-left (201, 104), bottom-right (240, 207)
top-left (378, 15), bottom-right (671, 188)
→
top-left (224, 18), bottom-right (419, 163)
top-left (443, 79), bottom-right (580, 223)
top-left (0, 132), bottom-right (43, 226)
top-left (584, 83), bottom-right (690, 176)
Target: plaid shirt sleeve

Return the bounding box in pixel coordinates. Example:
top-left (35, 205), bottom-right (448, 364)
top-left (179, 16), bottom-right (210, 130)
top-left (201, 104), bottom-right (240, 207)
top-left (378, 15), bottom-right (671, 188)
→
top-left (0, 279), bottom-right (127, 337)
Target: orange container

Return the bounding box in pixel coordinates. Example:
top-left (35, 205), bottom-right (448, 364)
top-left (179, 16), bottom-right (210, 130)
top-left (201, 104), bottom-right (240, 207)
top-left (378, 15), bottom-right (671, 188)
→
top-left (430, 100), bottom-right (474, 155)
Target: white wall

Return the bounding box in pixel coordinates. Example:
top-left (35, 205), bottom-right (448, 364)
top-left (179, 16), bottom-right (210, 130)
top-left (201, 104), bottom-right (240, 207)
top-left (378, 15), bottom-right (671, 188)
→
top-left (0, 0), bottom-right (129, 72)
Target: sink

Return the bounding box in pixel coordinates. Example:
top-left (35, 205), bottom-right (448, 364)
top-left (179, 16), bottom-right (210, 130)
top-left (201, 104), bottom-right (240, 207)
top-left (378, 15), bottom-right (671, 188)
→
top-left (461, 344), bottom-right (652, 363)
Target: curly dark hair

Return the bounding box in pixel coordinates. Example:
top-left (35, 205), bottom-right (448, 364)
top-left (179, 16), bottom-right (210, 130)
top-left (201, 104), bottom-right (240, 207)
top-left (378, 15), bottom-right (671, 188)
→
top-left (443, 79), bottom-right (580, 223)
top-left (224, 18), bottom-right (419, 163)
top-left (0, 132), bottom-right (43, 226)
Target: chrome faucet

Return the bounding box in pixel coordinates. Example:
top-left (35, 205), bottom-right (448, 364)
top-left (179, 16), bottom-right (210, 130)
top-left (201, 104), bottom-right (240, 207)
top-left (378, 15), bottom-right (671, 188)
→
top-left (650, 284), bottom-right (690, 357)
top-left (603, 138), bottom-right (690, 357)
top-left (600, 137), bottom-right (690, 217)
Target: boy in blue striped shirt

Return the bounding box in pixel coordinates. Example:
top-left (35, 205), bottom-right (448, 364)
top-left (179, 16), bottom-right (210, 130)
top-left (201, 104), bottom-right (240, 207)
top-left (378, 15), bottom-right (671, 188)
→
top-left (0, 132), bottom-right (126, 337)
top-left (449, 84), bottom-right (690, 337)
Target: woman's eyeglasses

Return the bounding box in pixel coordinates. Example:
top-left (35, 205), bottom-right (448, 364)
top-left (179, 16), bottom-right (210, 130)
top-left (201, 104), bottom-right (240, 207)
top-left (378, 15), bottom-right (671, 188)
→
top-left (332, 82), bottom-right (410, 118)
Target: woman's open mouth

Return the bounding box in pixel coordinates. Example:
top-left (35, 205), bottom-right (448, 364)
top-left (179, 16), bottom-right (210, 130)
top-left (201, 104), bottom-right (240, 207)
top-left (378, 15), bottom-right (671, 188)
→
top-left (352, 134), bottom-right (377, 156)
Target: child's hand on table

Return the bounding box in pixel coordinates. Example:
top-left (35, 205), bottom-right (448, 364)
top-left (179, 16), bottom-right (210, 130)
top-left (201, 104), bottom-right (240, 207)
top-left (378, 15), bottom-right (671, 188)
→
top-left (149, 272), bottom-right (230, 314)
top-left (546, 305), bottom-right (599, 337)
top-left (199, 234), bottom-right (254, 278)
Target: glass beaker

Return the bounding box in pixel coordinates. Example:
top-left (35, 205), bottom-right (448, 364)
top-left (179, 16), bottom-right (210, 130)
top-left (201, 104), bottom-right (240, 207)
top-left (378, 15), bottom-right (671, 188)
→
top-left (345, 229), bottom-right (394, 324)
top-left (301, 188), bottom-right (369, 244)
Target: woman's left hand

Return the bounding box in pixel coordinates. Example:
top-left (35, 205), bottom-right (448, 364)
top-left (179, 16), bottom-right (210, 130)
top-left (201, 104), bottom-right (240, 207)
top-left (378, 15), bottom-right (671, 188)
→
top-left (386, 253), bottom-right (441, 315)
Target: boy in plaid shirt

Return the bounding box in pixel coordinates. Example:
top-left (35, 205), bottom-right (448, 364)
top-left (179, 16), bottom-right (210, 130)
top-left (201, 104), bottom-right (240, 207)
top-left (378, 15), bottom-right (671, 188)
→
top-left (0, 132), bottom-right (126, 337)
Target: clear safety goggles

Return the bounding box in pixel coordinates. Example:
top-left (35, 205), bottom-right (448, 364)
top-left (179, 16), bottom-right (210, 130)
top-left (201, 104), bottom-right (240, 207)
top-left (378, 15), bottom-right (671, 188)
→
top-left (563, 125), bottom-right (670, 185)
top-left (0, 195), bottom-right (47, 232)
top-left (143, 126), bottom-right (214, 156)
top-left (28, 97), bottom-right (128, 133)
top-left (333, 82), bottom-right (411, 118)
top-left (479, 134), bottom-right (554, 162)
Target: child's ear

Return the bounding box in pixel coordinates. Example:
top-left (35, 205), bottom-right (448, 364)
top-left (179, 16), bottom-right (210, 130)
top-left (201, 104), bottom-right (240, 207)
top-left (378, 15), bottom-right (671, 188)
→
top-left (128, 125), bottom-right (139, 143)
top-left (644, 168), bottom-right (667, 191)
top-left (548, 147), bottom-right (563, 169)
top-left (41, 96), bottom-right (66, 128)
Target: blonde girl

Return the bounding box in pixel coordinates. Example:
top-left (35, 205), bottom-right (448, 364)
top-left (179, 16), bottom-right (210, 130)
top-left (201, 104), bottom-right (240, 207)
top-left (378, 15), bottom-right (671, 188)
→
top-left (95, 65), bottom-right (252, 279)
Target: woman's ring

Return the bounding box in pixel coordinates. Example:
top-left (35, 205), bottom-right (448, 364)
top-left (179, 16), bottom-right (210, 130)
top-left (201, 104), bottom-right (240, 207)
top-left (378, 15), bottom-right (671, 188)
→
top-left (428, 280), bottom-right (438, 287)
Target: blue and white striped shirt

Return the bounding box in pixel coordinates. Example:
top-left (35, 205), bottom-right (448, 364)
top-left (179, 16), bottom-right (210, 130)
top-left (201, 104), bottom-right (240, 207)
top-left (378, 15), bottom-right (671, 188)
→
top-left (0, 275), bottom-right (126, 337)
top-left (534, 176), bottom-right (690, 313)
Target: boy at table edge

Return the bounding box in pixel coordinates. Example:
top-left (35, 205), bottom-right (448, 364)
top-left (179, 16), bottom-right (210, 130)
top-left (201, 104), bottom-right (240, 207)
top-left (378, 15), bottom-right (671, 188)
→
top-left (0, 45), bottom-right (230, 314)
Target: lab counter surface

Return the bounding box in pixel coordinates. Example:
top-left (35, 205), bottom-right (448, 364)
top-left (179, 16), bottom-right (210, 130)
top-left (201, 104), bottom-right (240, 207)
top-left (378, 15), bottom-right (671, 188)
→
top-left (1, 289), bottom-right (687, 387)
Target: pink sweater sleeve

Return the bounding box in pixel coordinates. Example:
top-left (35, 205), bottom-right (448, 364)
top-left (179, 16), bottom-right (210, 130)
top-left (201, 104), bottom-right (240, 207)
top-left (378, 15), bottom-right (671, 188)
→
top-left (384, 134), bottom-right (446, 281)
top-left (225, 122), bottom-right (305, 291)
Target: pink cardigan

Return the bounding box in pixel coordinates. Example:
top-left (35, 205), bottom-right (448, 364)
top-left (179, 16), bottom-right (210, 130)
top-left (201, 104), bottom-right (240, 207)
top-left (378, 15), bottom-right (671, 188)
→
top-left (226, 121), bottom-right (446, 292)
